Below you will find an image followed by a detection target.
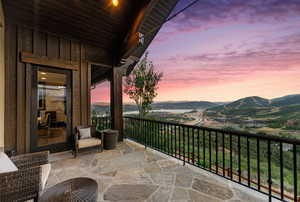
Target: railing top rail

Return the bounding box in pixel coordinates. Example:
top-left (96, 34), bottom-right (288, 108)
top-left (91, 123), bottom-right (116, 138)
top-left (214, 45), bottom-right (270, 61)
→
top-left (123, 116), bottom-right (300, 145)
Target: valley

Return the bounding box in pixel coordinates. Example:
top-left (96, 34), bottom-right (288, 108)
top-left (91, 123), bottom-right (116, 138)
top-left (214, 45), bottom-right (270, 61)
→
top-left (92, 94), bottom-right (300, 139)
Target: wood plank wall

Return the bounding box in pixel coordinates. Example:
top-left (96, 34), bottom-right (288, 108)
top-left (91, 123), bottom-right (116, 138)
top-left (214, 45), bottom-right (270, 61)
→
top-left (4, 24), bottom-right (113, 153)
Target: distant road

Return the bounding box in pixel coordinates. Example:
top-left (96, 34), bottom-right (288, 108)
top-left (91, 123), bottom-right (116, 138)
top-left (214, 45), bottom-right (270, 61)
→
top-left (183, 110), bottom-right (205, 125)
top-left (124, 109), bottom-right (195, 115)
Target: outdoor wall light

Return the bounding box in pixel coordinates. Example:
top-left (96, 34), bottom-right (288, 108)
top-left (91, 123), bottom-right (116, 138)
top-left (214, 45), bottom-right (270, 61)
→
top-left (112, 0), bottom-right (119, 7)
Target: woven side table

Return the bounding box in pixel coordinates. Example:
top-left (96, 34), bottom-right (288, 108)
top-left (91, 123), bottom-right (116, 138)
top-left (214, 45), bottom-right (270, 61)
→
top-left (40, 177), bottom-right (98, 202)
top-left (103, 129), bottom-right (119, 150)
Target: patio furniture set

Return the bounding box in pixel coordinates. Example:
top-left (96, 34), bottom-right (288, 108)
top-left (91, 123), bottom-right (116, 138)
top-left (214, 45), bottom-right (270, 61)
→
top-left (0, 126), bottom-right (118, 202)
top-left (74, 125), bottom-right (118, 157)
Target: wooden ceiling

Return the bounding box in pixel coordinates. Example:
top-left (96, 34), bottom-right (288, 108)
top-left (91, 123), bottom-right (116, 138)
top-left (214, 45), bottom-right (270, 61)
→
top-left (2, 0), bottom-right (147, 53)
top-left (3, 0), bottom-right (179, 84)
top-left (130, 0), bottom-right (179, 59)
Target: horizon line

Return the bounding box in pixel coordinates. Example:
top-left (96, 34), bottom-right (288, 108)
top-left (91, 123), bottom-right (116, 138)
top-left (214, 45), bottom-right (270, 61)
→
top-left (92, 93), bottom-right (300, 105)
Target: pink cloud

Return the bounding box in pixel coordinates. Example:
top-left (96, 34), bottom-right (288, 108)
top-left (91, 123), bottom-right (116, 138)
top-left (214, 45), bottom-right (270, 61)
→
top-left (92, 0), bottom-right (300, 103)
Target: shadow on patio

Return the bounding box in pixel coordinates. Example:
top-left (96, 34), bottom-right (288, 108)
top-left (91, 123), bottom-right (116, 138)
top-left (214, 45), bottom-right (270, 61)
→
top-left (47, 141), bottom-right (268, 202)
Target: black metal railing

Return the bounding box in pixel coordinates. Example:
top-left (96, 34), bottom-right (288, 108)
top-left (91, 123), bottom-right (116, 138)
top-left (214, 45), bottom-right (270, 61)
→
top-left (124, 116), bottom-right (300, 202)
top-left (92, 116), bottom-right (111, 131)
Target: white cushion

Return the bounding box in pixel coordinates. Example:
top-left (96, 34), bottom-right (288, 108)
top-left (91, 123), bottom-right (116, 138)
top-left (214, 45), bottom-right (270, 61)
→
top-left (0, 152), bottom-right (18, 174)
top-left (41, 163), bottom-right (51, 190)
top-left (79, 128), bottom-right (91, 139)
top-left (78, 138), bottom-right (101, 148)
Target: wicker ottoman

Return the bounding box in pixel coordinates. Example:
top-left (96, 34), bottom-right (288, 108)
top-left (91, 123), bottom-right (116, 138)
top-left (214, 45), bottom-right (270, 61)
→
top-left (40, 177), bottom-right (98, 202)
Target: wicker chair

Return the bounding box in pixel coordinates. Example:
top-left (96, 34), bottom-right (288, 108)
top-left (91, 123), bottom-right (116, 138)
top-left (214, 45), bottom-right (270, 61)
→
top-left (0, 151), bottom-right (49, 202)
top-left (74, 125), bottom-right (103, 157)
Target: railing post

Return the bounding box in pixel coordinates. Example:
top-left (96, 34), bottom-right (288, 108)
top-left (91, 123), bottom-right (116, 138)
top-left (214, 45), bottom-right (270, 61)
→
top-left (145, 120), bottom-right (147, 150)
top-left (267, 140), bottom-right (272, 202)
top-left (294, 144), bottom-right (297, 202)
top-left (183, 126), bottom-right (186, 166)
top-left (227, 168), bottom-right (232, 177)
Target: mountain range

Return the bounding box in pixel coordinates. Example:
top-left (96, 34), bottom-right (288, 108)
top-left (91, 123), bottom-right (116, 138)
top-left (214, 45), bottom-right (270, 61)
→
top-left (92, 101), bottom-right (220, 113)
top-left (92, 94), bottom-right (300, 115)
top-left (271, 94), bottom-right (300, 107)
top-left (205, 94), bottom-right (300, 126)
top-left (208, 94), bottom-right (300, 111)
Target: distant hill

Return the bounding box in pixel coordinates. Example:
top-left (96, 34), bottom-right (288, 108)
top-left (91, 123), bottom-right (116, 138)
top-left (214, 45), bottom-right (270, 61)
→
top-left (92, 102), bottom-right (110, 106)
top-left (271, 94), bottom-right (300, 107)
top-left (151, 101), bottom-right (218, 110)
top-left (209, 96), bottom-right (270, 112)
top-left (205, 95), bottom-right (300, 124)
top-left (92, 94), bottom-right (300, 117)
top-left (92, 101), bottom-right (220, 114)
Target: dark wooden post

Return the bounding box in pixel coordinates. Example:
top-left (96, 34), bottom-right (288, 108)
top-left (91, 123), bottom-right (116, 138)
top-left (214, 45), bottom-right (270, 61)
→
top-left (110, 67), bottom-right (123, 141)
top-left (0, 2), bottom-right (4, 151)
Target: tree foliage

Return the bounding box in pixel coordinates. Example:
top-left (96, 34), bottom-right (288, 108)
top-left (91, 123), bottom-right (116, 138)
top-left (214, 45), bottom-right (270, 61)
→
top-left (124, 52), bottom-right (163, 117)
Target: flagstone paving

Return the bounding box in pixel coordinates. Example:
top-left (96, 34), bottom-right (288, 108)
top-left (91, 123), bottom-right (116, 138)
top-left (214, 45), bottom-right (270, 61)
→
top-left (46, 140), bottom-right (267, 202)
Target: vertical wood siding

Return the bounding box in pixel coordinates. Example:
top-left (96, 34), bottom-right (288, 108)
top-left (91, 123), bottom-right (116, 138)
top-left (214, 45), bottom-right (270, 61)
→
top-left (5, 24), bottom-right (112, 153)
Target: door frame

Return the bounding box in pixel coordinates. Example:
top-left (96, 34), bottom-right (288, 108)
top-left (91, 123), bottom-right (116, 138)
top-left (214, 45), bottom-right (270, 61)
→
top-left (30, 65), bottom-right (72, 153)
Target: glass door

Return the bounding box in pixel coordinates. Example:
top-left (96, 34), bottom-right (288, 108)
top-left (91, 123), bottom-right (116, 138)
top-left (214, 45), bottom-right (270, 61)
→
top-left (31, 66), bottom-right (72, 153)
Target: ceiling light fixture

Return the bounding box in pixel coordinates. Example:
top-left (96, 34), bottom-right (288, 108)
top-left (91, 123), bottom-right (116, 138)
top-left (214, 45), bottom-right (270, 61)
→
top-left (41, 72), bottom-right (47, 75)
top-left (41, 77), bottom-right (47, 80)
top-left (112, 0), bottom-right (119, 7)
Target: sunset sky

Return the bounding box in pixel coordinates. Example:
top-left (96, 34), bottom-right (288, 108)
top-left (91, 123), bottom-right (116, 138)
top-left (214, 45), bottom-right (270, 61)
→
top-left (91, 0), bottom-right (300, 103)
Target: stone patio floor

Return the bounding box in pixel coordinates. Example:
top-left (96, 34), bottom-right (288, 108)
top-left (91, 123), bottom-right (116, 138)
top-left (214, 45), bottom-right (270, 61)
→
top-left (47, 140), bottom-right (269, 202)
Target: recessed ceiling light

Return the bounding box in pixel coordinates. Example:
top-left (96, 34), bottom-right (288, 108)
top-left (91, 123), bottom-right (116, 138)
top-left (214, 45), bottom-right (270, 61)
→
top-left (41, 72), bottom-right (47, 75)
top-left (41, 77), bottom-right (47, 80)
top-left (112, 0), bottom-right (119, 7)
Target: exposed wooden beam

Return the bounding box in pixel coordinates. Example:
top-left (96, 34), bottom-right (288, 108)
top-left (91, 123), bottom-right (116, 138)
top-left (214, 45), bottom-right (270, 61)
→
top-left (88, 61), bottom-right (112, 69)
top-left (21, 51), bottom-right (79, 70)
top-left (118, 0), bottom-right (152, 62)
top-left (120, 0), bottom-right (179, 65)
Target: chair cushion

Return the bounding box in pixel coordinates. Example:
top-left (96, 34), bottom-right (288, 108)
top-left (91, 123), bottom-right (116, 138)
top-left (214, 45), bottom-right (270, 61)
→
top-left (0, 152), bottom-right (18, 174)
top-left (41, 163), bottom-right (51, 190)
top-left (78, 138), bottom-right (101, 148)
top-left (79, 128), bottom-right (91, 139)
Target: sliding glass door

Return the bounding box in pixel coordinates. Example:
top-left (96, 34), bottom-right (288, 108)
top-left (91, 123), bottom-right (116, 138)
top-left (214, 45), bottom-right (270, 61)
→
top-left (31, 66), bottom-right (72, 153)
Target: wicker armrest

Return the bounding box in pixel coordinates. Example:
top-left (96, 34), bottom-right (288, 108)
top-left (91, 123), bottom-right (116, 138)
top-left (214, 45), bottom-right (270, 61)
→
top-left (11, 151), bottom-right (49, 169)
top-left (0, 166), bottom-right (41, 201)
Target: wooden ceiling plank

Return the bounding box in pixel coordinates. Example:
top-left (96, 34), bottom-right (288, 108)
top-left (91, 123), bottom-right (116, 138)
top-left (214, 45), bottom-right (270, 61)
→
top-left (4, 0), bottom-right (135, 51)
top-left (7, 0), bottom-right (128, 30)
top-left (38, 1), bottom-right (122, 29)
top-left (6, 15), bottom-right (115, 50)
top-left (6, 3), bottom-right (119, 40)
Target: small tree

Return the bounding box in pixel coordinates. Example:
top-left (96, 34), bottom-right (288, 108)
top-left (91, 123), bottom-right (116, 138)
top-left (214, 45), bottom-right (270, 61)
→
top-left (124, 52), bottom-right (163, 117)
